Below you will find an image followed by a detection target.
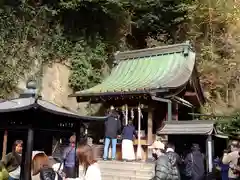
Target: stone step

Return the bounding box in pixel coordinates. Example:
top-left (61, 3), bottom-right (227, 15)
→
top-left (98, 160), bottom-right (154, 170)
top-left (101, 169), bottom-right (154, 177)
top-left (102, 173), bottom-right (152, 180)
top-left (98, 160), bottom-right (154, 180)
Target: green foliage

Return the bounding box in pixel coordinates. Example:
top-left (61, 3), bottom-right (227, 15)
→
top-left (0, 4), bottom-right (68, 98)
top-left (0, 2), bottom-right (109, 98)
top-left (216, 113), bottom-right (240, 135)
top-left (0, 0), bottom-right (192, 98)
top-left (69, 40), bottom-right (108, 91)
top-left (1, 0), bottom-right (240, 119)
top-left (124, 0), bottom-right (189, 39)
top-left (186, 0), bottom-right (240, 96)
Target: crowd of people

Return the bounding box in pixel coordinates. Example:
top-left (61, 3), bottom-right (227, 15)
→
top-left (150, 141), bottom-right (205, 180)
top-left (0, 136), bottom-right (101, 180)
top-left (0, 108), bottom-right (240, 180)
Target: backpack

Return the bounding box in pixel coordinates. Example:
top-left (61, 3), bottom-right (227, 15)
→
top-left (40, 168), bottom-right (63, 180)
top-left (166, 152), bottom-right (180, 180)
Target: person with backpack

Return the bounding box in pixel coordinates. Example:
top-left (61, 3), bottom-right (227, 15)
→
top-left (165, 143), bottom-right (181, 179)
top-left (184, 144), bottom-right (205, 180)
top-left (32, 151), bottom-right (62, 180)
top-left (62, 135), bottom-right (76, 178)
top-left (150, 140), bottom-right (180, 180)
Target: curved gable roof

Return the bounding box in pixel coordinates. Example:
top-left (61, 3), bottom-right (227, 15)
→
top-left (0, 98), bottom-right (107, 121)
top-left (71, 41), bottom-right (196, 101)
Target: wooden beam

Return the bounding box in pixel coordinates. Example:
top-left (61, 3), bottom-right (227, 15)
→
top-left (1, 130), bottom-right (7, 161)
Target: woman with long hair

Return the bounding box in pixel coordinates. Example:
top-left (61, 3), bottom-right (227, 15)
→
top-left (32, 152), bottom-right (62, 180)
top-left (65, 144), bottom-right (101, 180)
top-left (2, 140), bottom-right (23, 180)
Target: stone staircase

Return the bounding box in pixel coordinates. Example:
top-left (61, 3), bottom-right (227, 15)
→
top-left (98, 160), bottom-right (155, 180)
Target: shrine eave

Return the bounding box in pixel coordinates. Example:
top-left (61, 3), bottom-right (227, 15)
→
top-left (0, 97), bottom-right (107, 121)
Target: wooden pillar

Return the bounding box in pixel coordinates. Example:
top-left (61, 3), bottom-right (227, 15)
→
top-left (147, 109), bottom-right (153, 145)
top-left (23, 128), bottom-right (34, 180)
top-left (147, 109), bottom-right (153, 161)
top-left (2, 130), bottom-right (8, 161)
top-left (206, 135), bottom-right (213, 173)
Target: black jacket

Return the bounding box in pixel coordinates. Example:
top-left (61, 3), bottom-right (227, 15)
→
top-left (185, 150), bottom-right (205, 180)
top-left (40, 168), bottom-right (62, 180)
top-left (153, 154), bottom-right (180, 180)
top-left (105, 115), bottom-right (121, 139)
top-left (166, 152), bottom-right (181, 180)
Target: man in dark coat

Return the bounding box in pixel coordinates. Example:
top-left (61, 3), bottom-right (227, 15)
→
top-left (184, 143), bottom-right (205, 180)
top-left (166, 143), bottom-right (181, 179)
top-left (150, 141), bottom-right (180, 180)
top-left (103, 106), bottom-right (121, 160)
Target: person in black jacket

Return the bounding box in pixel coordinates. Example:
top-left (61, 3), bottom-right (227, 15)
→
top-left (150, 140), bottom-right (180, 180)
top-left (103, 106), bottom-right (121, 161)
top-left (184, 144), bottom-right (205, 180)
top-left (165, 143), bottom-right (181, 180)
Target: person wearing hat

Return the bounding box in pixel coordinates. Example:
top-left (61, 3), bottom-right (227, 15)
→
top-left (121, 119), bottom-right (137, 161)
top-left (184, 143), bottom-right (205, 180)
top-left (150, 140), bottom-right (180, 180)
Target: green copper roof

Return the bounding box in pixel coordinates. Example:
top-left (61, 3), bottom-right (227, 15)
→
top-left (72, 41), bottom-right (196, 97)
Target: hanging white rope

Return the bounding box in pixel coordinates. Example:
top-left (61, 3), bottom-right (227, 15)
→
top-left (125, 104), bottom-right (128, 125)
top-left (130, 108), bottom-right (134, 120)
top-left (136, 104), bottom-right (143, 160)
top-left (122, 108), bottom-right (126, 124)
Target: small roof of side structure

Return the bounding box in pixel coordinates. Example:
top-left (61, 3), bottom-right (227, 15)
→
top-left (157, 120), bottom-right (216, 135)
top-left (0, 97), bottom-right (107, 121)
top-left (70, 41), bottom-right (204, 103)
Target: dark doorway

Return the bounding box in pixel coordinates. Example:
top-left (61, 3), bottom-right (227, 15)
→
top-left (168, 135), bottom-right (207, 156)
